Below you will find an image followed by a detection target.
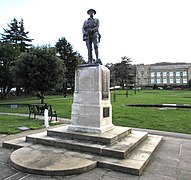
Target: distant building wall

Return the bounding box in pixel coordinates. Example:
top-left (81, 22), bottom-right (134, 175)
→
top-left (136, 64), bottom-right (150, 86)
top-left (136, 63), bottom-right (191, 87)
top-left (188, 66), bottom-right (191, 81)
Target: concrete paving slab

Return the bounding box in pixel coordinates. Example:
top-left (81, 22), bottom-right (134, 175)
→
top-left (145, 163), bottom-right (178, 179)
top-left (105, 169), bottom-right (139, 180)
top-left (178, 161), bottom-right (191, 171)
top-left (150, 156), bottom-right (179, 168)
top-left (0, 148), bottom-right (13, 163)
top-left (2, 172), bottom-right (29, 180)
top-left (179, 149), bottom-right (191, 163)
top-left (0, 163), bottom-right (19, 180)
top-left (177, 169), bottom-right (191, 180)
top-left (154, 140), bottom-right (180, 161)
top-left (19, 174), bottom-right (58, 180)
top-left (139, 172), bottom-right (176, 180)
top-left (182, 140), bottom-right (191, 151)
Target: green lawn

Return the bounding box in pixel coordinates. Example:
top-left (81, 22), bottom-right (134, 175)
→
top-left (0, 90), bottom-right (191, 134)
top-left (0, 95), bottom-right (73, 118)
top-left (0, 115), bottom-right (44, 134)
top-left (111, 90), bottom-right (191, 134)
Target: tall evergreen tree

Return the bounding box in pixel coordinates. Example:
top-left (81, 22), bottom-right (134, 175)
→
top-left (55, 37), bottom-right (85, 93)
top-left (1, 18), bottom-right (33, 52)
top-left (0, 42), bottom-right (20, 99)
top-left (113, 56), bottom-right (133, 88)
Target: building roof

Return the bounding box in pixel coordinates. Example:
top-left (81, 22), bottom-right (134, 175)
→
top-left (150, 63), bottom-right (191, 70)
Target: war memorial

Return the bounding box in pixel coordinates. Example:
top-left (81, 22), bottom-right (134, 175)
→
top-left (2, 9), bottom-right (163, 176)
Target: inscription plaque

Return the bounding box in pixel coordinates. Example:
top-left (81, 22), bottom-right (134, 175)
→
top-left (103, 107), bottom-right (110, 118)
top-left (102, 70), bottom-right (109, 99)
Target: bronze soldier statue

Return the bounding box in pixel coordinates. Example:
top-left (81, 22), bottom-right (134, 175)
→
top-left (82, 9), bottom-right (102, 64)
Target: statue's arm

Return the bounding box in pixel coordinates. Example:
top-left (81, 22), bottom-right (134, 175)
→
top-left (96, 19), bottom-right (101, 42)
top-left (92, 19), bottom-right (99, 33)
top-left (82, 21), bottom-right (87, 35)
top-left (82, 21), bottom-right (88, 41)
top-left (96, 19), bottom-right (100, 28)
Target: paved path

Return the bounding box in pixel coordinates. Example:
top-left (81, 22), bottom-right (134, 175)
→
top-left (0, 112), bottom-right (71, 124)
top-left (0, 113), bottom-right (191, 179)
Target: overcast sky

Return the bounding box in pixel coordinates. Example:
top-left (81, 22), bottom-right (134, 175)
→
top-left (1, 0), bottom-right (191, 65)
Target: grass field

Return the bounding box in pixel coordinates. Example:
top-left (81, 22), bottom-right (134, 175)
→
top-left (0, 90), bottom-right (191, 134)
top-left (0, 115), bottom-right (44, 134)
top-left (111, 90), bottom-right (191, 134)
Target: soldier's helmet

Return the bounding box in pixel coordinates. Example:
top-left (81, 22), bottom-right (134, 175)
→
top-left (87, 9), bottom-right (96, 15)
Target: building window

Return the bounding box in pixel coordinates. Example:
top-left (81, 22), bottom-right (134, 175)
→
top-left (176, 72), bottom-right (180, 77)
top-left (151, 72), bottom-right (155, 77)
top-left (176, 79), bottom-right (180, 84)
top-left (163, 79), bottom-right (167, 84)
top-left (169, 79), bottom-right (173, 84)
top-left (169, 72), bottom-right (173, 77)
top-left (157, 79), bottom-right (161, 84)
top-left (157, 72), bottom-right (160, 77)
top-left (183, 79), bottom-right (187, 84)
top-left (163, 72), bottom-right (167, 77)
top-left (0, 60), bottom-right (3, 66)
top-left (151, 79), bottom-right (155, 84)
top-left (183, 71), bottom-right (187, 76)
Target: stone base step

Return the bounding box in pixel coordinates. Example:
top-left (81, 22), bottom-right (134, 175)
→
top-left (98, 135), bottom-right (163, 175)
top-left (3, 137), bottom-right (30, 149)
top-left (26, 131), bottom-right (105, 155)
top-left (8, 134), bottom-right (162, 176)
top-left (10, 145), bottom-right (97, 176)
top-left (25, 130), bottom-right (148, 158)
top-left (3, 125), bottom-right (163, 176)
top-left (47, 125), bottom-right (132, 144)
top-left (102, 131), bottom-right (148, 158)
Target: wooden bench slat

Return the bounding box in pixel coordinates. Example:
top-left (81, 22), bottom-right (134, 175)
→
top-left (28, 104), bottom-right (57, 121)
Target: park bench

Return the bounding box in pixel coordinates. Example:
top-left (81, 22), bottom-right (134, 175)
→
top-left (28, 104), bottom-right (57, 121)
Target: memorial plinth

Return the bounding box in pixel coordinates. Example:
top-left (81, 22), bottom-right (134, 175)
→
top-left (68, 64), bottom-right (113, 133)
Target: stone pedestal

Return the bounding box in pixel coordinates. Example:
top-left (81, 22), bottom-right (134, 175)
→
top-left (68, 64), bottom-right (113, 133)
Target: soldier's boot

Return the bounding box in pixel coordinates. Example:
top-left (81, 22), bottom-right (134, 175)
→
top-left (95, 59), bottom-right (102, 65)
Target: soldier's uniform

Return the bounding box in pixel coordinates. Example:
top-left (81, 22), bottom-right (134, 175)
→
top-left (82, 9), bottom-right (101, 64)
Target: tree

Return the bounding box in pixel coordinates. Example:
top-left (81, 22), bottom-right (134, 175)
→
top-left (1, 18), bottom-right (33, 52)
top-left (55, 37), bottom-right (85, 93)
top-left (113, 56), bottom-right (133, 88)
top-left (188, 79), bottom-right (191, 89)
top-left (0, 42), bottom-right (20, 99)
top-left (15, 45), bottom-right (66, 99)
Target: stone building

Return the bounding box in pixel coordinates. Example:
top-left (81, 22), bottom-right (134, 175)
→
top-left (136, 62), bottom-right (191, 87)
